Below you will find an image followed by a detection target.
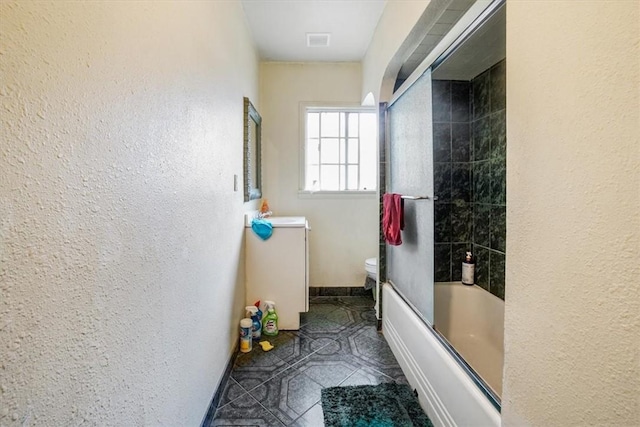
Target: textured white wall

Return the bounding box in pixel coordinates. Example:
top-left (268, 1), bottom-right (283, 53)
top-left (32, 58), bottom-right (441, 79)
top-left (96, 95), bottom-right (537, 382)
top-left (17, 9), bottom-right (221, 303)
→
top-left (503, 1), bottom-right (640, 425)
top-left (0, 1), bottom-right (257, 425)
top-left (259, 62), bottom-right (378, 287)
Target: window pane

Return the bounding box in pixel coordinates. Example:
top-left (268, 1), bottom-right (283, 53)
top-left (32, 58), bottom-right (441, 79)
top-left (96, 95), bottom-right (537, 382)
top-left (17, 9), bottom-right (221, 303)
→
top-left (340, 113), bottom-right (346, 137)
top-left (360, 113), bottom-right (376, 143)
top-left (307, 138), bottom-right (319, 164)
top-left (321, 112), bottom-right (340, 137)
top-left (360, 162), bottom-right (376, 190)
top-left (348, 113), bottom-right (359, 137)
top-left (339, 138), bottom-right (347, 164)
top-left (305, 109), bottom-right (377, 192)
top-left (360, 112), bottom-right (377, 190)
top-left (359, 140), bottom-right (377, 191)
top-left (308, 112), bottom-right (319, 138)
top-left (306, 165), bottom-right (319, 191)
top-left (320, 165), bottom-right (339, 190)
top-left (347, 138), bottom-right (359, 164)
top-left (320, 138), bottom-right (340, 163)
top-left (347, 165), bottom-right (359, 190)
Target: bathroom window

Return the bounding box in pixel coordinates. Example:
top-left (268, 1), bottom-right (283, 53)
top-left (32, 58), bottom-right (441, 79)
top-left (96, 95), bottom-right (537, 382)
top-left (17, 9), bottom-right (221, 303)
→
top-left (303, 108), bottom-right (377, 192)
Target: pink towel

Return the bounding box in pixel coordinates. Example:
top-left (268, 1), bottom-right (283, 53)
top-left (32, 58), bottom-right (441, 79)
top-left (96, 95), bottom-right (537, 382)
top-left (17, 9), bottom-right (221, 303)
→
top-left (383, 193), bottom-right (404, 246)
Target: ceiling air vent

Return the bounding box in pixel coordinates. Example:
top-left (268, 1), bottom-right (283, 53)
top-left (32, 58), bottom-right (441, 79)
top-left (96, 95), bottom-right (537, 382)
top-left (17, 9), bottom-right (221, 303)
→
top-left (306, 33), bottom-right (331, 48)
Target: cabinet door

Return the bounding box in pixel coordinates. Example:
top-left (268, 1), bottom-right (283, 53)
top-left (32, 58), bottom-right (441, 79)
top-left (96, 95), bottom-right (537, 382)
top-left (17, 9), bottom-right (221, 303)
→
top-left (246, 227), bottom-right (306, 329)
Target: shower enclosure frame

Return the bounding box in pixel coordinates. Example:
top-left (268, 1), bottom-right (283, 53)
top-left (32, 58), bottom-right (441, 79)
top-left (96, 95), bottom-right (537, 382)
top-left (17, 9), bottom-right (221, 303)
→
top-left (380, 0), bottom-right (506, 414)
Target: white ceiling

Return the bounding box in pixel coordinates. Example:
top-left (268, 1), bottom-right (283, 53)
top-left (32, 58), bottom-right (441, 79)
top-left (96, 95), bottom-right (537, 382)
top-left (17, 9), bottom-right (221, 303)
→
top-left (240, 0), bottom-right (387, 62)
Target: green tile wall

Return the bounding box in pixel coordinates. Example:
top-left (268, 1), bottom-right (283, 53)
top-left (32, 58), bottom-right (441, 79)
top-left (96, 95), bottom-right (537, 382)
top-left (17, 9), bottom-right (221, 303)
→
top-left (432, 59), bottom-right (506, 300)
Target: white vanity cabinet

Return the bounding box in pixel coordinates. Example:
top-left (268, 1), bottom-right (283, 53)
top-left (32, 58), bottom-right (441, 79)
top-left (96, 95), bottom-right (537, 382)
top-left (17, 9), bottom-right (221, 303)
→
top-left (245, 217), bottom-right (309, 330)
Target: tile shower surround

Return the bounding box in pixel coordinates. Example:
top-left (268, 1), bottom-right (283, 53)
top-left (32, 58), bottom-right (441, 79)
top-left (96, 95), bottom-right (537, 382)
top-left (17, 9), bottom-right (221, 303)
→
top-left (208, 295), bottom-right (408, 426)
top-left (432, 59), bottom-right (506, 300)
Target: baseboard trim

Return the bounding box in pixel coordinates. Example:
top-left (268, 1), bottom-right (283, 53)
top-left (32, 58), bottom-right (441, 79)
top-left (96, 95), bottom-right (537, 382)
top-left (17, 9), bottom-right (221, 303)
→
top-left (200, 347), bottom-right (237, 427)
top-left (309, 286), bottom-right (371, 297)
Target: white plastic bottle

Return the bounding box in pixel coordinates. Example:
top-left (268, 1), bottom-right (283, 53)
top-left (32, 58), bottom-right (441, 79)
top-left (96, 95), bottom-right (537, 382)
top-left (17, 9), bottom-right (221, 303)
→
top-left (239, 318), bottom-right (253, 353)
top-left (461, 251), bottom-right (475, 285)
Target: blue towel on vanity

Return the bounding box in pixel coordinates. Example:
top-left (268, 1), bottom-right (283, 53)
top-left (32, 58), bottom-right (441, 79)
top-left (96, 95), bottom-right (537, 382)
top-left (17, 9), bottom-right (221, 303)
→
top-left (251, 218), bottom-right (273, 240)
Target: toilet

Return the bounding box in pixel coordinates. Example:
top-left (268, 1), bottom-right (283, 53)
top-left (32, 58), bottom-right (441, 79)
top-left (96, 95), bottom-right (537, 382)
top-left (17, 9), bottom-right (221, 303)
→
top-left (365, 258), bottom-right (377, 280)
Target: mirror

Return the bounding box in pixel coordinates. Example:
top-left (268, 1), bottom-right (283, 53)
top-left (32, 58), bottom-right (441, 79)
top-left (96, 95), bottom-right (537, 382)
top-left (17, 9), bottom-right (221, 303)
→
top-left (243, 97), bottom-right (262, 202)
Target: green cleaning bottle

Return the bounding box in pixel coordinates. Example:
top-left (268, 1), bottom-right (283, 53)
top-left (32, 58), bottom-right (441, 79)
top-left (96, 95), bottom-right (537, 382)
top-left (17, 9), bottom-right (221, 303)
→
top-left (262, 300), bottom-right (279, 336)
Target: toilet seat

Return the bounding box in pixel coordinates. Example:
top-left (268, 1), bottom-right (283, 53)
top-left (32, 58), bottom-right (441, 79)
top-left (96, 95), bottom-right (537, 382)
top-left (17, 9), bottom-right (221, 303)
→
top-left (365, 258), bottom-right (377, 278)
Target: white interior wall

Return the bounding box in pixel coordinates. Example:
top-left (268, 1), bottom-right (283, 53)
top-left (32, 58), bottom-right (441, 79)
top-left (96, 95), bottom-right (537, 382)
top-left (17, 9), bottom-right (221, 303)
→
top-left (0, 1), bottom-right (257, 425)
top-left (259, 62), bottom-right (378, 287)
top-left (503, 1), bottom-right (640, 425)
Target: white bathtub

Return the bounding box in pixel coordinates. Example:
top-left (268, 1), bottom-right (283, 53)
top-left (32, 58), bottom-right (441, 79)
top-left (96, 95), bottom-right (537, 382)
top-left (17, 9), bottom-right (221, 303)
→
top-left (382, 283), bottom-right (502, 427)
top-left (434, 282), bottom-right (504, 398)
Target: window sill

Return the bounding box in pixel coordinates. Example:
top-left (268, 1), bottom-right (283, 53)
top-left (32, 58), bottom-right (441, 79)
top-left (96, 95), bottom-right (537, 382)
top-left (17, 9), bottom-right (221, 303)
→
top-left (298, 190), bottom-right (377, 199)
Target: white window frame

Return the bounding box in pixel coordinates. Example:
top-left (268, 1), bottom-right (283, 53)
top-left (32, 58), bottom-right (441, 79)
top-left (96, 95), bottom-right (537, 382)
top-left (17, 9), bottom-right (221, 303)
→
top-left (298, 102), bottom-right (377, 198)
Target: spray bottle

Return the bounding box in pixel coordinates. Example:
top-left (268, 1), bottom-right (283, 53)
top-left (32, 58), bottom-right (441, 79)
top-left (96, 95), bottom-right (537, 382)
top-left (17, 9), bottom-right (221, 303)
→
top-left (254, 300), bottom-right (263, 324)
top-left (262, 300), bottom-right (279, 336)
top-left (246, 306), bottom-right (262, 341)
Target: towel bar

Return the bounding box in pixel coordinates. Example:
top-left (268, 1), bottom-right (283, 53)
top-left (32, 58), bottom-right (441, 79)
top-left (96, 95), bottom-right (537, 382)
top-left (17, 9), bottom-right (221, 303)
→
top-left (400, 195), bottom-right (438, 201)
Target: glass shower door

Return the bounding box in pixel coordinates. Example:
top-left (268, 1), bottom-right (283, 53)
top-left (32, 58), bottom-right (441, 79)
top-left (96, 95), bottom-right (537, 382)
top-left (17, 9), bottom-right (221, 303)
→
top-left (386, 70), bottom-right (435, 325)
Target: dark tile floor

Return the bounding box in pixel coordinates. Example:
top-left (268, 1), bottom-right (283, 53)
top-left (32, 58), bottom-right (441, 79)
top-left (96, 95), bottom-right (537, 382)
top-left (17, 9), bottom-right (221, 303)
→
top-left (210, 295), bottom-right (408, 426)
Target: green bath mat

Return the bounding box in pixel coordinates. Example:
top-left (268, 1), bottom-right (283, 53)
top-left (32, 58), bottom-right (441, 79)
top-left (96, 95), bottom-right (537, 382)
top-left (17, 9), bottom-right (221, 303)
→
top-left (321, 383), bottom-right (433, 427)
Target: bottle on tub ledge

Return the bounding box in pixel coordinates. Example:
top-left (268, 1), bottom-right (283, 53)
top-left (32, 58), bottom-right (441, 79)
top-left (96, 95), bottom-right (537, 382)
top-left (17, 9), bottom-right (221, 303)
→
top-left (461, 251), bottom-right (475, 285)
top-left (261, 300), bottom-right (279, 336)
